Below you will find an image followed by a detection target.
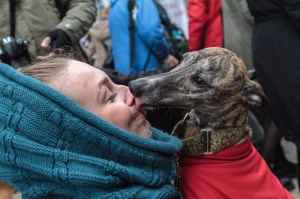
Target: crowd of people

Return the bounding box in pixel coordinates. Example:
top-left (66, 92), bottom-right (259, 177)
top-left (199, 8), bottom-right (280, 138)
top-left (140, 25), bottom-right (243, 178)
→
top-left (0, 0), bottom-right (299, 198)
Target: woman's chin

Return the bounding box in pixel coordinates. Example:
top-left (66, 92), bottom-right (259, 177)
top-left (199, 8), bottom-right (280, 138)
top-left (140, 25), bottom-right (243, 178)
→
top-left (144, 120), bottom-right (152, 138)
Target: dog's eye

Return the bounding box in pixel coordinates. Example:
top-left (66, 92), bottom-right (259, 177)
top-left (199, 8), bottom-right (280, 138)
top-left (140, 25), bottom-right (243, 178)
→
top-left (193, 76), bottom-right (205, 86)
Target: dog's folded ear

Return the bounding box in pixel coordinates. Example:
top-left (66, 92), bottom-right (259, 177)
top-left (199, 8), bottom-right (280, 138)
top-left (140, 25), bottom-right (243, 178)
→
top-left (242, 81), bottom-right (269, 113)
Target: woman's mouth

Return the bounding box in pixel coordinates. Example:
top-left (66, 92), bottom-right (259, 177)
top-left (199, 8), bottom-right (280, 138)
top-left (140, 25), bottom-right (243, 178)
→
top-left (135, 98), bottom-right (147, 116)
top-left (138, 106), bottom-right (147, 116)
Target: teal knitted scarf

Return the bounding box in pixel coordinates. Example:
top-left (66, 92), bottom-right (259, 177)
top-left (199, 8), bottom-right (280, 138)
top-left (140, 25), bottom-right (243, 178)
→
top-left (0, 63), bottom-right (182, 199)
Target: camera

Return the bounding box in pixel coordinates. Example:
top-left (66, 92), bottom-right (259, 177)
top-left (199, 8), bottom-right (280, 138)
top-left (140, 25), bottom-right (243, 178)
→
top-left (0, 36), bottom-right (31, 69)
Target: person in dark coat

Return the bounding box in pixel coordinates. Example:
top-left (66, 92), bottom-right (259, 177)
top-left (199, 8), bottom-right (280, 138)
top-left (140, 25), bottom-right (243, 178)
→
top-left (246, 0), bottom-right (300, 189)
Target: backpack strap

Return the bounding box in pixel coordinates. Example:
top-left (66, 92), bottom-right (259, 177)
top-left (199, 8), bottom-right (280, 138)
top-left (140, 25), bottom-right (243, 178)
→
top-left (128, 0), bottom-right (135, 70)
top-left (9, 0), bottom-right (19, 37)
top-left (128, 0), bottom-right (151, 72)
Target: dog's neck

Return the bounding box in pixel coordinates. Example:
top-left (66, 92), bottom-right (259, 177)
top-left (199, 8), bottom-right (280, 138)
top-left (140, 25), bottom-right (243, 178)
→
top-left (189, 104), bottom-right (249, 130)
top-left (172, 110), bottom-right (252, 157)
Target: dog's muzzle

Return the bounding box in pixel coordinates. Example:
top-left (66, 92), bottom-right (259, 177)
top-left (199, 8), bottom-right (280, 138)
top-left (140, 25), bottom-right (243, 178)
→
top-left (128, 79), bottom-right (148, 97)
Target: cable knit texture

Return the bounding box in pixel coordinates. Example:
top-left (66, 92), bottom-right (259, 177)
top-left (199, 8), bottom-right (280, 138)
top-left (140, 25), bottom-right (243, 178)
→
top-left (0, 63), bottom-right (182, 199)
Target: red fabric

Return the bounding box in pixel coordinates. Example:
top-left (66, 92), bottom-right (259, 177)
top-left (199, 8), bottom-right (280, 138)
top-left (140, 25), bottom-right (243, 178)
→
top-left (178, 140), bottom-right (295, 199)
top-left (187, 0), bottom-right (223, 51)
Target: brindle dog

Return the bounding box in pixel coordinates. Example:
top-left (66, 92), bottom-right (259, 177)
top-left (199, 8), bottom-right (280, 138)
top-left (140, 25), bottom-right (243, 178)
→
top-left (128, 48), bottom-right (294, 198)
top-left (129, 47), bottom-right (268, 136)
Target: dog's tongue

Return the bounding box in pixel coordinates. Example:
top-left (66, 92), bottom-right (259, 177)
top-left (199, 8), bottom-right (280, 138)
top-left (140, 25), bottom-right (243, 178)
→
top-left (135, 98), bottom-right (147, 116)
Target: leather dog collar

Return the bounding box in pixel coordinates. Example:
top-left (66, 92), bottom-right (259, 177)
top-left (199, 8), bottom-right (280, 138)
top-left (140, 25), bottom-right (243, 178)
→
top-left (171, 114), bottom-right (247, 157)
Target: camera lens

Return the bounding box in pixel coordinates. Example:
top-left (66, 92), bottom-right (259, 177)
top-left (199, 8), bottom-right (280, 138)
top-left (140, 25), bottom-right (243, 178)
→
top-left (0, 47), bottom-right (11, 64)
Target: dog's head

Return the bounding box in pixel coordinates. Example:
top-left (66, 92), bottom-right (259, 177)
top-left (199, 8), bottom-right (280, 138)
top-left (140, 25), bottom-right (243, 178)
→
top-left (129, 47), bottom-right (268, 128)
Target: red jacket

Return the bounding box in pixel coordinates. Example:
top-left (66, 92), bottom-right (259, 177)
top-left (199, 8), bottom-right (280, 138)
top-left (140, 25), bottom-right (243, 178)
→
top-left (188, 0), bottom-right (223, 51)
top-left (178, 140), bottom-right (295, 199)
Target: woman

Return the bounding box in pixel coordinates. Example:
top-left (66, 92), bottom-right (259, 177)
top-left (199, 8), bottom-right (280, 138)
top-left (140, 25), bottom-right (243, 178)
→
top-left (0, 56), bottom-right (182, 198)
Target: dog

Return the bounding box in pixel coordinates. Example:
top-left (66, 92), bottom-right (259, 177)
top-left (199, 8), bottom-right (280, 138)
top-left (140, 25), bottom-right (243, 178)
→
top-left (129, 47), bottom-right (295, 199)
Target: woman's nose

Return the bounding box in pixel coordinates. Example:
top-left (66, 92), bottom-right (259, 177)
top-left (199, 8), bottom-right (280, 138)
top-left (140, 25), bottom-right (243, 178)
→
top-left (121, 85), bottom-right (135, 105)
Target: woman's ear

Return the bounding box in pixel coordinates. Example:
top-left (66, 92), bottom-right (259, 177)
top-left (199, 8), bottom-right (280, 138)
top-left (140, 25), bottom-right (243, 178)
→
top-left (242, 80), bottom-right (269, 113)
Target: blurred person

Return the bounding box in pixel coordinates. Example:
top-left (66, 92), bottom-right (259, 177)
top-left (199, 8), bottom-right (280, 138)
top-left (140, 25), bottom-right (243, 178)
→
top-left (108, 0), bottom-right (183, 135)
top-left (0, 56), bottom-right (182, 198)
top-left (223, 0), bottom-right (296, 191)
top-left (187, 0), bottom-right (224, 51)
top-left (108, 0), bottom-right (178, 75)
top-left (261, 110), bottom-right (297, 190)
top-left (80, 0), bottom-right (111, 69)
top-left (221, 0), bottom-right (253, 70)
top-left (246, 0), bottom-right (300, 190)
top-left (0, 0), bottom-right (96, 67)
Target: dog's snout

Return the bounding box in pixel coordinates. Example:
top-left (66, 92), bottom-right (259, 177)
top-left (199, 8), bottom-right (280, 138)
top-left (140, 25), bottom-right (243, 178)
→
top-left (128, 79), bottom-right (146, 97)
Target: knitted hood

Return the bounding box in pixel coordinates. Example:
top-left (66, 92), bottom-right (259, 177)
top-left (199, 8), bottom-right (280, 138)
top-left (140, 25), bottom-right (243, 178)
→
top-left (0, 63), bottom-right (182, 198)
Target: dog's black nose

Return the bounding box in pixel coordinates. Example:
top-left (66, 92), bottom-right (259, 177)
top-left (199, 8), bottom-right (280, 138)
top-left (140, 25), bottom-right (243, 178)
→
top-left (128, 79), bottom-right (144, 97)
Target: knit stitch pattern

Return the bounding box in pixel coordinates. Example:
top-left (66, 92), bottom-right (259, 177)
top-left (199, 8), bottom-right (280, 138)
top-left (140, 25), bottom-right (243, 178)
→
top-left (0, 63), bottom-right (182, 199)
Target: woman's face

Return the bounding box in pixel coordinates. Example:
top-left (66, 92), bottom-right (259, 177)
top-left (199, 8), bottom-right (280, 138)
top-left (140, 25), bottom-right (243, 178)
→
top-left (58, 60), bottom-right (152, 138)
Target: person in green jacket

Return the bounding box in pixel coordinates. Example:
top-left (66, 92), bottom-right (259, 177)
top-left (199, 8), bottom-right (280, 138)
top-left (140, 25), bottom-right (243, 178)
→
top-left (0, 0), bottom-right (96, 66)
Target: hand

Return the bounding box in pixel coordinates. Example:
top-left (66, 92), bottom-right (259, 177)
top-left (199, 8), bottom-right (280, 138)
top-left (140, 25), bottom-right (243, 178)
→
top-left (36, 29), bottom-right (71, 61)
top-left (163, 54), bottom-right (179, 69)
top-left (36, 51), bottom-right (55, 61)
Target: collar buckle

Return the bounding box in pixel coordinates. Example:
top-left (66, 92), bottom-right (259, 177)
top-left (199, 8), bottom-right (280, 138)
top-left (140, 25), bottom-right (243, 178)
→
top-left (201, 128), bottom-right (213, 155)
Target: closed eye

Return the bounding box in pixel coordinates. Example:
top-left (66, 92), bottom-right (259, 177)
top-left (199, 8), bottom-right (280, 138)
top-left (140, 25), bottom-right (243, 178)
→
top-left (108, 93), bottom-right (117, 102)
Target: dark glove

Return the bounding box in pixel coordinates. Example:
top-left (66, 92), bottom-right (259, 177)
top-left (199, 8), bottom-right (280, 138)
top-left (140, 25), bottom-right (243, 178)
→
top-left (47, 29), bottom-right (71, 50)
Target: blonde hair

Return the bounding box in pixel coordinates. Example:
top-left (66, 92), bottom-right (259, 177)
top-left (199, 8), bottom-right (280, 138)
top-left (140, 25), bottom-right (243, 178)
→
top-left (18, 57), bottom-right (68, 84)
top-left (18, 50), bottom-right (80, 90)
